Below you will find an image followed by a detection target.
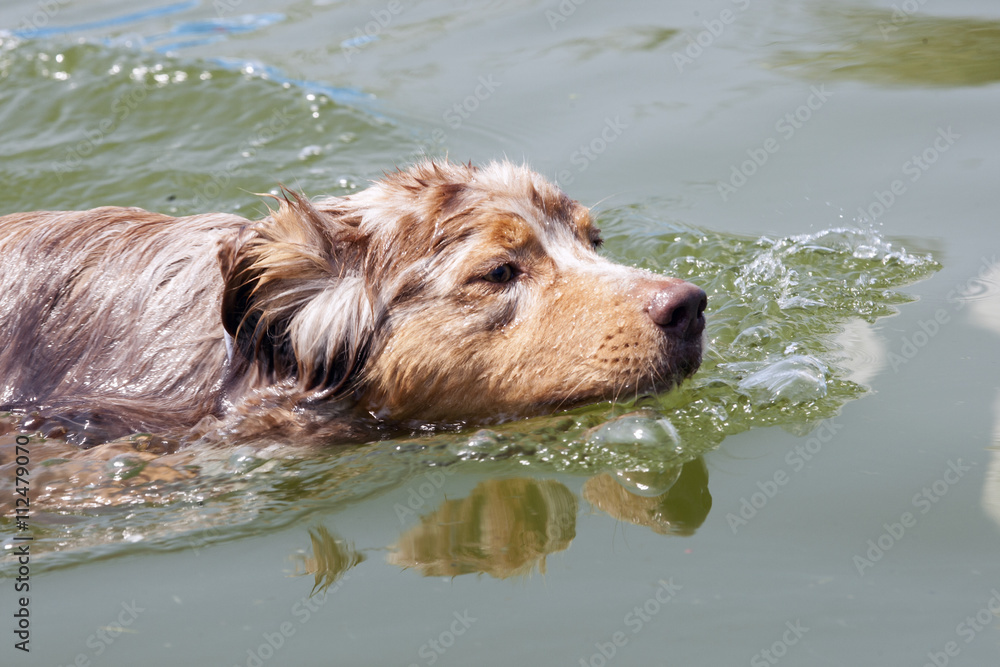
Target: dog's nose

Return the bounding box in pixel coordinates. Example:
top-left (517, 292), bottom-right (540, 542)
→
top-left (645, 281), bottom-right (707, 338)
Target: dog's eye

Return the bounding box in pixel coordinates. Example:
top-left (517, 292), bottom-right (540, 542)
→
top-left (590, 230), bottom-right (604, 250)
top-left (483, 263), bottom-right (517, 284)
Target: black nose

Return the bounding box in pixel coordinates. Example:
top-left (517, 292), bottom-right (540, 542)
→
top-left (646, 282), bottom-right (707, 338)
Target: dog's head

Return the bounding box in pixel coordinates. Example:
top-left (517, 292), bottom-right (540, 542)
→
top-left (219, 160), bottom-right (705, 423)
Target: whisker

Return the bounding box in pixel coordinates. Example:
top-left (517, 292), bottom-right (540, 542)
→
top-left (552, 375), bottom-right (592, 413)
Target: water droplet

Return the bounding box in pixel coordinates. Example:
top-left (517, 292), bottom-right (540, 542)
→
top-left (298, 144), bottom-right (322, 160)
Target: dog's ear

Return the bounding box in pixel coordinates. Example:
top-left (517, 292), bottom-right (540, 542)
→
top-left (218, 225), bottom-right (258, 344)
top-left (218, 191), bottom-right (372, 394)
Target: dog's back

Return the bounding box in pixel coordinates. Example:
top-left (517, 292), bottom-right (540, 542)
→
top-left (0, 207), bottom-right (243, 437)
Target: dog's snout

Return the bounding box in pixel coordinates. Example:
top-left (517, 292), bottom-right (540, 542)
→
top-left (645, 281), bottom-right (707, 337)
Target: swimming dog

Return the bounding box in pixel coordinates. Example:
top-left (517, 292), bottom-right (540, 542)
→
top-left (0, 160), bottom-right (705, 444)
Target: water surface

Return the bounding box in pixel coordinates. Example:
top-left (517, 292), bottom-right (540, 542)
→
top-left (1, 1), bottom-right (999, 665)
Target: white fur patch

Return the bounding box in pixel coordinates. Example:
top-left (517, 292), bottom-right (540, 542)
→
top-left (289, 275), bottom-right (373, 364)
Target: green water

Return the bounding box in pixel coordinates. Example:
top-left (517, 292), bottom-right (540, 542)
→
top-left (1, 1), bottom-right (999, 666)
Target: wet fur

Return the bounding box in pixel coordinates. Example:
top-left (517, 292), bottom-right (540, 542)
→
top-left (0, 160), bottom-right (703, 445)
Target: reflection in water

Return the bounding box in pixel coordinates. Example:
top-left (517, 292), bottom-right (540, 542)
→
top-left (773, 7), bottom-right (1000, 87)
top-left (292, 526), bottom-right (365, 595)
top-left (543, 26), bottom-right (679, 60)
top-left (832, 318), bottom-right (887, 389)
top-left (967, 261), bottom-right (1000, 529)
top-left (388, 478), bottom-right (577, 578)
top-left (387, 463), bottom-right (713, 578)
top-left (987, 392), bottom-right (1000, 531)
top-left (583, 458), bottom-right (712, 536)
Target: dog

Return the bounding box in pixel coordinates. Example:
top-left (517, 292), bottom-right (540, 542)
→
top-left (0, 160), bottom-right (706, 445)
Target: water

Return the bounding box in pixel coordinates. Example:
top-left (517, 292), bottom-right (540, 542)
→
top-left (1, 1), bottom-right (999, 665)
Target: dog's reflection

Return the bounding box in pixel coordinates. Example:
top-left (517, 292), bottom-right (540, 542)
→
top-left (387, 478), bottom-right (577, 578)
top-left (582, 458), bottom-right (712, 537)
top-left (292, 526), bottom-right (365, 594)
top-left (384, 458), bottom-right (711, 578)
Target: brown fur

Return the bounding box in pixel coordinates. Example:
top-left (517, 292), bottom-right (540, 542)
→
top-left (0, 160), bottom-right (705, 445)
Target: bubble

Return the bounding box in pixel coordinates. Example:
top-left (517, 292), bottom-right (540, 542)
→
top-left (586, 413), bottom-right (681, 454)
top-left (733, 325), bottom-right (772, 348)
top-left (734, 355), bottom-right (828, 405)
top-left (612, 467), bottom-right (683, 497)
